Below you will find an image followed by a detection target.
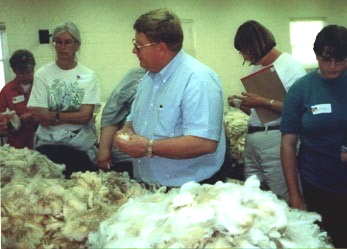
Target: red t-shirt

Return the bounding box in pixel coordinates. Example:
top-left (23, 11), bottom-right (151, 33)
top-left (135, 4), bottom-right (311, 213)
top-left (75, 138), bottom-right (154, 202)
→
top-left (0, 79), bottom-right (38, 148)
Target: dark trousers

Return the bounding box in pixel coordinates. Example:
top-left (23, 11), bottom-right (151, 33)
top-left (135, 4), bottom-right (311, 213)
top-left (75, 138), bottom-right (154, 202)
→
top-left (110, 161), bottom-right (133, 178)
top-left (301, 179), bottom-right (347, 248)
top-left (36, 144), bottom-right (97, 178)
top-left (201, 138), bottom-right (245, 185)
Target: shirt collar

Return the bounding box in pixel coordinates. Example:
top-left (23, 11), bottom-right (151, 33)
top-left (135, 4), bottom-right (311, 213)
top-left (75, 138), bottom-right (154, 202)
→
top-left (149, 50), bottom-right (185, 84)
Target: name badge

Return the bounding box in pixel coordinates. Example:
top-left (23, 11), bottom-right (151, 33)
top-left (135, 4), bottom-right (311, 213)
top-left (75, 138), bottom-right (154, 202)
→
top-left (12, 95), bottom-right (25, 104)
top-left (310, 104), bottom-right (332, 115)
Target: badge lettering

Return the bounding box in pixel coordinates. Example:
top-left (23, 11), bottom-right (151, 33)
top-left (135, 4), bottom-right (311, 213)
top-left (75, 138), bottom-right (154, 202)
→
top-left (311, 104), bottom-right (332, 115)
top-left (12, 95), bottom-right (25, 104)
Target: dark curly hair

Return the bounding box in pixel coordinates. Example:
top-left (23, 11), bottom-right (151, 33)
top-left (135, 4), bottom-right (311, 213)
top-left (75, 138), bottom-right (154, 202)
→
top-left (9, 49), bottom-right (35, 72)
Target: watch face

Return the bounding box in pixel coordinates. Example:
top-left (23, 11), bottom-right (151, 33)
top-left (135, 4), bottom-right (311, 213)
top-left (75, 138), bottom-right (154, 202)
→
top-left (341, 146), bottom-right (347, 153)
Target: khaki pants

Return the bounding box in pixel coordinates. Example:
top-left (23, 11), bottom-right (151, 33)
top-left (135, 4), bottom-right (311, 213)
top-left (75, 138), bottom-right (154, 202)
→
top-left (244, 129), bottom-right (288, 201)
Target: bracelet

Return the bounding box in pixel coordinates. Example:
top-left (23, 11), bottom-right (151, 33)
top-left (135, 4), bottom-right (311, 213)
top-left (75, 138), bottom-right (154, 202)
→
top-left (147, 139), bottom-right (154, 157)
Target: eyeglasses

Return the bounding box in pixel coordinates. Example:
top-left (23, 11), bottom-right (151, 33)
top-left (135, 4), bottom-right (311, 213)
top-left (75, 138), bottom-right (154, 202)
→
top-left (132, 38), bottom-right (157, 51)
top-left (53, 39), bottom-right (76, 47)
top-left (317, 56), bottom-right (347, 67)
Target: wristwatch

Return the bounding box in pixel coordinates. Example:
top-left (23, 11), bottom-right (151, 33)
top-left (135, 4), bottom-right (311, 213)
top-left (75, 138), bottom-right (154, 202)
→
top-left (147, 139), bottom-right (154, 157)
top-left (341, 145), bottom-right (347, 153)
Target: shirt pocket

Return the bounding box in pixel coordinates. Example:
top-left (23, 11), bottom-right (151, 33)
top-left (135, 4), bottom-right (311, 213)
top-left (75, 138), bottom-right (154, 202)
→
top-left (153, 103), bottom-right (182, 138)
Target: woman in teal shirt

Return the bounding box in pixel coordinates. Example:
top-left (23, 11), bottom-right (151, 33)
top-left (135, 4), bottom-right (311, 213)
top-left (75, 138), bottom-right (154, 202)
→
top-left (281, 25), bottom-right (347, 248)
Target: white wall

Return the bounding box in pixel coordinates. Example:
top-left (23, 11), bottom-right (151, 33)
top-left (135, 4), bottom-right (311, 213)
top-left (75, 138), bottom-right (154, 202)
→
top-left (0, 0), bottom-right (346, 102)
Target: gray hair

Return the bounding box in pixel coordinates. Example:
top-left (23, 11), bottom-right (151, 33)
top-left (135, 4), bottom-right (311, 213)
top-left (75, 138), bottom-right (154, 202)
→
top-left (52, 22), bottom-right (81, 44)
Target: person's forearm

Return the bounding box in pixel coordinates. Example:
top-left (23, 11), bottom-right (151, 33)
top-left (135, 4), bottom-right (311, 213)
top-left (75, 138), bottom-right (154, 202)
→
top-left (265, 99), bottom-right (283, 113)
top-left (28, 107), bottom-right (54, 126)
top-left (241, 92), bottom-right (283, 113)
top-left (152, 136), bottom-right (217, 159)
top-left (31, 105), bottom-right (95, 125)
top-left (281, 136), bottom-right (301, 198)
top-left (57, 104), bottom-right (95, 124)
top-left (57, 112), bottom-right (91, 124)
top-left (99, 125), bottom-right (119, 150)
top-left (98, 125), bottom-right (120, 168)
top-left (341, 152), bottom-right (347, 163)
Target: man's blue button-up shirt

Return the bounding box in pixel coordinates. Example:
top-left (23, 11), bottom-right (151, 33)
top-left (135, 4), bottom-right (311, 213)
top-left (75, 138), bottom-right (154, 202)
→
top-left (128, 50), bottom-right (226, 186)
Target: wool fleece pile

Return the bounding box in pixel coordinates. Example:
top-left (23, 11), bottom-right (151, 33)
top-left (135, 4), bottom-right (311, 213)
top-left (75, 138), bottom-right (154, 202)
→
top-left (1, 145), bottom-right (148, 249)
top-left (88, 176), bottom-right (332, 249)
top-left (0, 146), bottom-right (332, 249)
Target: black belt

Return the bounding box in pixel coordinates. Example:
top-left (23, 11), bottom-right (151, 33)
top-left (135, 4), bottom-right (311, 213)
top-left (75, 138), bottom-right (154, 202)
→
top-left (248, 125), bottom-right (280, 134)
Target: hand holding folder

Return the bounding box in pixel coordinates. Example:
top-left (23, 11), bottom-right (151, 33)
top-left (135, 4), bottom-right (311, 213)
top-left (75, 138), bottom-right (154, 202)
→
top-left (240, 65), bottom-right (286, 123)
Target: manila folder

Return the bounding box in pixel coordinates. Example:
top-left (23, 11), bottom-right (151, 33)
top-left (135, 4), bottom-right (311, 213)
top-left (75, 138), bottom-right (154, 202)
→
top-left (241, 65), bottom-right (285, 124)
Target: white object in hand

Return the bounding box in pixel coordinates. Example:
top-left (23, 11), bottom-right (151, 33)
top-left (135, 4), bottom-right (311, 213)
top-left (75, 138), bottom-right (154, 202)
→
top-left (232, 98), bottom-right (242, 108)
top-left (1, 108), bottom-right (21, 130)
top-left (1, 108), bottom-right (15, 116)
top-left (117, 133), bottom-right (130, 141)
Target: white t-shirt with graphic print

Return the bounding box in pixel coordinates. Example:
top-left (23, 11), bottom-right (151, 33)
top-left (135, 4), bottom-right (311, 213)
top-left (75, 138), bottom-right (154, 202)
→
top-left (28, 62), bottom-right (101, 159)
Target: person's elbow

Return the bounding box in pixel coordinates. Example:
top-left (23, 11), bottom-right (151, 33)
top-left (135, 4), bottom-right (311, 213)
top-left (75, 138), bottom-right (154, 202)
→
top-left (281, 133), bottom-right (298, 155)
top-left (201, 139), bottom-right (218, 154)
top-left (78, 104), bottom-right (96, 124)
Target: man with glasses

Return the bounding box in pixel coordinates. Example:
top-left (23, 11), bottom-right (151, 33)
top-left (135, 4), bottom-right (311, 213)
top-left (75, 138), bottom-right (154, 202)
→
top-left (0, 49), bottom-right (38, 148)
top-left (281, 24), bottom-right (347, 248)
top-left (114, 9), bottom-right (225, 187)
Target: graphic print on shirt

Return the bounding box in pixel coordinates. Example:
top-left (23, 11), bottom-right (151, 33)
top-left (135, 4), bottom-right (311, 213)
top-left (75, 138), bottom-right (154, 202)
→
top-left (47, 78), bottom-right (84, 112)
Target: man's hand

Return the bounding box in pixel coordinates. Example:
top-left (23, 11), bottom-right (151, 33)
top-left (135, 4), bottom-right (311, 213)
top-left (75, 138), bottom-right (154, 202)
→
top-left (114, 133), bottom-right (148, 158)
top-left (116, 125), bottom-right (135, 137)
top-left (97, 148), bottom-right (112, 170)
